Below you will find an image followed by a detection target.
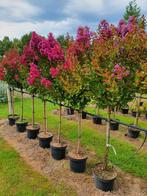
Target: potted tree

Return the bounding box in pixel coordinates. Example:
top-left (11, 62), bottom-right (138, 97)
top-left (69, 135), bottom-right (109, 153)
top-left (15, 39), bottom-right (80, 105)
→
top-left (91, 17), bottom-right (145, 191)
top-left (28, 32), bottom-right (65, 148)
top-left (0, 48), bottom-right (21, 125)
top-left (59, 26), bottom-right (93, 172)
top-left (21, 43), bottom-right (40, 139)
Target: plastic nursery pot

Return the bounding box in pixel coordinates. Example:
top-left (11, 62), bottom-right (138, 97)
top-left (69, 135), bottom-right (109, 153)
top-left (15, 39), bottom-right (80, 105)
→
top-left (82, 111), bottom-right (87, 119)
top-left (8, 114), bottom-right (19, 126)
top-left (16, 120), bottom-right (28, 132)
top-left (121, 108), bottom-right (129, 114)
top-left (38, 132), bottom-right (53, 148)
top-left (67, 108), bottom-right (74, 115)
top-left (93, 116), bottom-right (102, 124)
top-left (93, 163), bottom-right (117, 192)
top-left (50, 142), bottom-right (67, 160)
top-left (27, 124), bottom-right (40, 139)
top-left (140, 102), bottom-right (143, 106)
top-left (68, 152), bottom-right (88, 173)
top-left (110, 121), bottom-right (119, 131)
top-left (131, 111), bottom-right (140, 117)
top-left (128, 126), bottom-right (140, 138)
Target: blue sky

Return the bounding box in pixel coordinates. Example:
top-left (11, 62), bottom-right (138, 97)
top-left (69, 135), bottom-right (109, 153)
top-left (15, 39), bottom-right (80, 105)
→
top-left (0, 0), bottom-right (146, 40)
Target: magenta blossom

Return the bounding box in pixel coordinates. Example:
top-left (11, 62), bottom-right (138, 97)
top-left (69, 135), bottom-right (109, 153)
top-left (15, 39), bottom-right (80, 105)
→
top-left (41, 77), bottom-right (52, 89)
top-left (50, 67), bottom-right (59, 78)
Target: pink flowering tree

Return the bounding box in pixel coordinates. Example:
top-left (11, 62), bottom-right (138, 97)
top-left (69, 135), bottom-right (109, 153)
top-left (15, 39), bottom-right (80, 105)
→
top-left (91, 16), bottom-right (146, 171)
top-left (27, 32), bottom-right (65, 138)
top-left (59, 26), bottom-right (93, 157)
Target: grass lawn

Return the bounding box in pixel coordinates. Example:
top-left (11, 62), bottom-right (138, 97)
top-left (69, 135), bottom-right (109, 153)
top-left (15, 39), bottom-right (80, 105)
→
top-left (0, 97), bottom-right (147, 180)
top-left (0, 137), bottom-right (76, 196)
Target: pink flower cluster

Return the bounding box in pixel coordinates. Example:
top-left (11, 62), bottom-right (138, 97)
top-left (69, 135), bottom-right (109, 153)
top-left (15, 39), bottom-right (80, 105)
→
top-left (21, 45), bottom-right (39, 66)
top-left (41, 77), bottom-right (52, 89)
top-left (30, 32), bottom-right (64, 63)
top-left (112, 64), bottom-right (130, 80)
top-left (50, 67), bottom-right (59, 78)
top-left (99, 20), bottom-right (112, 38)
top-left (27, 63), bottom-right (40, 85)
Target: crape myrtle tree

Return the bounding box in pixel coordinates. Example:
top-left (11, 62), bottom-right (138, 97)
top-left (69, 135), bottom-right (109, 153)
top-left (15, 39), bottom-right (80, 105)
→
top-left (0, 48), bottom-right (22, 119)
top-left (27, 32), bottom-right (65, 141)
top-left (59, 26), bottom-right (93, 157)
top-left (91, 16), bottom-right (146, 170)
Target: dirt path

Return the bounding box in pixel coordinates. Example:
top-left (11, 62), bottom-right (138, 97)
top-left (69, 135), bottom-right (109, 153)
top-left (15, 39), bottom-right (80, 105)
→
top-left (0, 119), bottom-right (146, 196)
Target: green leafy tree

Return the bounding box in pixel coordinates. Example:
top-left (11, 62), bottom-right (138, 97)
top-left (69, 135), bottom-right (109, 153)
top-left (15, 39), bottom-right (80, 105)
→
top-left (123, 0), bottom-right (141, 22)
top-left (0, 36), bottom-right (13, 59)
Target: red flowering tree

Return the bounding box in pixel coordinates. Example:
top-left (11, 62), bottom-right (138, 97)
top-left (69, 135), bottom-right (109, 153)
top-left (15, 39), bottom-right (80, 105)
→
top-left (59, 26), bottom-right (93, 168)
top-left (27, 32), bottom-right (65, 145)
top-left (0, 48), bottom-right (22, 120)
top-left (91, 16), bottom-right (146, 176)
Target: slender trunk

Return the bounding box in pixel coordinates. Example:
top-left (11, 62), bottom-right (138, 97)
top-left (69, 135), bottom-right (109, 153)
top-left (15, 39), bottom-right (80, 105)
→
top-left (7, 86), bottom-right (12, 115)
top-left (135, 94), bottom-right (141, 126)
top-left (43, 99), bottom-right (47, 134)
top-left (77, 111), bottom-right (82, 154)
top-left (12, 88), bottom-right (15, 117)
top-left (21, 88), bottom-right (23, 121)
top-left (103, 107), bottom-right (111, 170)
top-left (96, 105), bottom-right (99, 115)
top-left (32, 94), bottom-right (35, 127)
top-left (58, 104), bottom-right (62, 143)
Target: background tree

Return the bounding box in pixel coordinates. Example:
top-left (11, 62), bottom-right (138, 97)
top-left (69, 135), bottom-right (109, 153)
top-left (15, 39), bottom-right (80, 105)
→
top-left (0, 36), bottom-right (13, 59)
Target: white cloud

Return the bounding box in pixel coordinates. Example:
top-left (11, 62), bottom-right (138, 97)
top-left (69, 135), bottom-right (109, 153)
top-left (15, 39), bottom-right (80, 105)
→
top-left (0, 18), bottom-right (80, 40)
top-left (0, 0), bottom-right (41, 20)
top-left (64, 0), bottom-right (147, 17)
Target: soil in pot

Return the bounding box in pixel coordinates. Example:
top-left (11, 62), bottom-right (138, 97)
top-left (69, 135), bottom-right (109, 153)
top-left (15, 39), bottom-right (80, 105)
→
top-left (38, 132), bottom-right (53, 148)
top-left (27, 124), bottom-right (40, 139)
top-left (50, 142), bottom-right (67, 160)
top-left (16, 120), bottom-right (28, 132)
top-left (110, 121), bottom-right (119, 131)
top-left (8, 114), bottom-right (19, 126)
top-left (67, 108), bottom-right (74, 115)
top-left (93, 116), bottom-right (102, 124)
top-left (68, 152), bottom-right (88, 173)
top-left (82, 111), bottom-right (87, 119)
top-left (121, 108), bottom-right (129, 114)
top-left (128, 126), bottom-right (140, 138)
top-left (93, 163), bottom-right (117, 192)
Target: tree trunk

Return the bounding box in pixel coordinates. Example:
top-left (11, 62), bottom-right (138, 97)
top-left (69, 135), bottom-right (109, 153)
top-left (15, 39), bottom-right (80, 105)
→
top-left (12, 88), bottom-right (15, 117)
top-left (77, 111), bottom-right (82, 154)
top-left (32, 94), bottom-right (35, 127)
top-left (57, 104), bottom-right (62, 143)
top-left (103, 107), bottom-right (111, 170)
top-left (7, 86), bottom-right (12, 115)
top-left (43, 99), bottom-right (47, 134)
top-left (135, 94), bottom-right (141, 126)
top-left (21, 89), bottom-right (23, 121)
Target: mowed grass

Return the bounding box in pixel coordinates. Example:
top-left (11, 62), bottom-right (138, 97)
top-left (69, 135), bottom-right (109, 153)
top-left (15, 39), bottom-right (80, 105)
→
top-left (0, 97), bottom-right (147, 180)
top-left (0, 138), bottom-right (76, 196)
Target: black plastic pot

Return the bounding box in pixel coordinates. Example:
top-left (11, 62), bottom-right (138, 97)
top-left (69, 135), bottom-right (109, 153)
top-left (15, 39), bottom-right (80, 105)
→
top-left (8, 114), bottom-right (19, 126)
top-left (131, 111), bottom-right (140, 117)
top-left (121, 108), bottom-right (129, 114)
top-left (93, 116), bottom-right (102, 124)
top-left (68, 154), bottom-right (87, 173)
top-left (146, 113), bottom-right (147, 119)
top-left (67, 108), bottom-right (74, 115)
top-left (93, 172), bottom-right (116, 192)
top-left (16, 121), bottom-right (28, 132)
top-left (27, 124), bottom-right (40, 139)
top-left (51, 143), bottom-right (67, 160)
top-left (82, 111), bottom-right (87, 119)
top-left (140, 102), bottom-right (143, 106)
top-left (110, 121), bottom-right (119, 131)
top-left (38, 132), bottom-right (53, 148)
top-left (128, 127), bottom-right (140, 138)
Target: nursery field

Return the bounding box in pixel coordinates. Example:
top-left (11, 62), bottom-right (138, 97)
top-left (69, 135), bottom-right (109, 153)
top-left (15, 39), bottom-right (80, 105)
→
top-left (0, 97), bottom-right (146, 180)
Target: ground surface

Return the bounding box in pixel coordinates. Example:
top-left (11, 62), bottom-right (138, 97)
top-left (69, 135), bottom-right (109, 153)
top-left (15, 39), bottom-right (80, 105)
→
top-left (0, 120), bottom-right (147, 196)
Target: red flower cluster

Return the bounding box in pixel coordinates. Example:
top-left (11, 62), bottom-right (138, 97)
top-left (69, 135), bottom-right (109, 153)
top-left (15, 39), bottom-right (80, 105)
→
top-left (27, 63), bottom-right (40, 85)
top-left (50, 67), bottom-right (59, 78)
top-left (41, 77), bottom-right (52, 88)
top-left (0, 66), bottom-right (5, 80)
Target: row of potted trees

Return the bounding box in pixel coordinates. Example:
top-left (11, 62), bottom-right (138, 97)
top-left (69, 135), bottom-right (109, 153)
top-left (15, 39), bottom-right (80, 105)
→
top-left (0, 16), bottom-right (146, 192)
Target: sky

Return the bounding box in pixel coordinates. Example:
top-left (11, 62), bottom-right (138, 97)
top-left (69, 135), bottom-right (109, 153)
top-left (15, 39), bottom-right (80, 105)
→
top-left (0, 0), bottom-right (146, 40)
